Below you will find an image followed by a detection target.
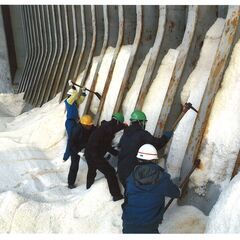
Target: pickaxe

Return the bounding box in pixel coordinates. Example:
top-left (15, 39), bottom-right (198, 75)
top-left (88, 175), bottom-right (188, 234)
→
top-left (68, 80), bottom-right (102, 100)
top-left (171, 102), bottom-right (198, 131)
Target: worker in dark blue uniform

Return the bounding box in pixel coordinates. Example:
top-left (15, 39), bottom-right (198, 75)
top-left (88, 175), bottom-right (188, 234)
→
top-left (118, 110), bottom-right (173, 186)
top-left (122, 144), bottom-right (181, 234)
top-left (63, 85), bottom-right (86, 161)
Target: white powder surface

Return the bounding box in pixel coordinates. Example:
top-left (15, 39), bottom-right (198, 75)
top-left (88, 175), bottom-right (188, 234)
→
top-left (166, 18), bottom-right (225, 178)
top-left (100, 45), bottom-right (132, 122)
top-left (90, 47), bottom-right (115, 115)
top-left (205, 172), bottom-right (240, 233)
top-left (122, 49), bottom-right (152, 124)
top-left (190, 39), bottom-right (240, 195)
top-left (142, 49), bottom-right (179, 134)
top-left (159, 201), bottom-right (207, 233)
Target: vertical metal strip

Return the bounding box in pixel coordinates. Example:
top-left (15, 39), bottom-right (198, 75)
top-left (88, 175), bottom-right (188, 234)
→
top-left (23, 6), bottom-right (39, 98)
top-left (180, 6), bottom-right (240, 180)
top-left (79, 5), bottom-right (97, 87)
top-left (34, 6), bottom-right (54, 106)
top-left (26, 5), bottom-right (45, 102)
top-left (17, 6), bottom-right (30, 93)
top-left (24, 6), bottom-right (42, 100)
top-left (30, 5), bottom-right (49, 105)
top-left (20, 6), bottom-right (35, 93)
top-left (43, 6), bottom-right (63, 103)
top-left (154, 6), bottom-right (198, 136)
top-left (113, 6), bottom-right (143, 113)
top-left (51, 5), bottom-right (69, 98)
top-left (72, 5), bottom-right (86, 81)
top-left (134, 6), bottom-right (167, 110)
top-left (83, 5), bottom-right (109, 115)
top-left (95, 5), bottom-right (124, 124)
top-left (58, 6), bottom-right (79, 101)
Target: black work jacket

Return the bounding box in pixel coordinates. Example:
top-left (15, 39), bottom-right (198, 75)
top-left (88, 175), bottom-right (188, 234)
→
top-left (85, 119), bottom-right (126, 163)
top-left (118, 123), bottom-right (169, 185)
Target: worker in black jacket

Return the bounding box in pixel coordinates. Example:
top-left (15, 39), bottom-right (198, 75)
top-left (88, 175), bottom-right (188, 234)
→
top-left (67, 115), bottom-right (96, 189)
top-left (118, 110), bottom-right (173, 186)
top-left (84, 112), bottom-right (127, 201)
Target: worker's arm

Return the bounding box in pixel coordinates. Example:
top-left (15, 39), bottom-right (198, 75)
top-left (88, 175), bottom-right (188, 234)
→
top-left (162, 173), bottom-right (181, 198)
top-left (67, 89), bottom-right (87, 105)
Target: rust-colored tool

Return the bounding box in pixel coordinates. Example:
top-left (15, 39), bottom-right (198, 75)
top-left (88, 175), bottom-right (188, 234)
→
top-left (171, 102), bottom-right (198, 131)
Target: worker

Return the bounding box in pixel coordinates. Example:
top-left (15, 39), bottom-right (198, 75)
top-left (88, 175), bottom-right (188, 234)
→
top-left (63, 84), bottom-right (86, 161)
top-left (118, 110), bottom-right (173, 186)
top-left (84, 112), bottom-right (127, 201)
top-left (122, 144), bottom-right (181, 234)
top-left (67, 114), bottom-right (96, 189)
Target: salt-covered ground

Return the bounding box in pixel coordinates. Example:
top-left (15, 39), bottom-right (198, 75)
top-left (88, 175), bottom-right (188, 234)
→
top-left (0, 92), bottom-right (207, 233)
top-left (205, 172), bottom-right (240, 233)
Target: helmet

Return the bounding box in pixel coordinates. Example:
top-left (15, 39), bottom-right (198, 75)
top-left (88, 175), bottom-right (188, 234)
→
top-left (80, 115), bottom-right (93, 126)
top-left (130, 110), bottom-right (147, 122)
top-left (112, 112), bottom-right (124, 123)
top-left (136, 144), bottom-right (158, 161)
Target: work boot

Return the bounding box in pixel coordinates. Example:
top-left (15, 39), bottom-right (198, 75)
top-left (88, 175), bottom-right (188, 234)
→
top-left (68, 184), bottom-right (77, 189)
top-left (113, 194), bottom-right (124, 202)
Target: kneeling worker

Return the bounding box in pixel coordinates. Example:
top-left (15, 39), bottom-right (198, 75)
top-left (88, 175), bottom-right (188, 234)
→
top-left (122, 144), bottom-right (181, 234)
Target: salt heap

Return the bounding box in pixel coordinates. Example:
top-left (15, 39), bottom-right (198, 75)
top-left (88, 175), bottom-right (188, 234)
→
top-left (142, 48), bottom-right (179, 134)
top-left (122, 49), bottom-right (152, 124)
top-left (90, 47), bottom-right (115, 115)
top-left (205, 172), bottom-right (240, 233)
top-left (190, 38), bottom-right (240, 195)
top-left (166, 18), bottom-right (225, 178)
top-left (100, 45), bottom-right (132, 122)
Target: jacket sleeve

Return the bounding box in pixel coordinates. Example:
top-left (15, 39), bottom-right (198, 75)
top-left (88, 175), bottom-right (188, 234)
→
top-left (143, 131), bottom-right (169, 150)
top-left (162, 173), bottom-right (181, 198)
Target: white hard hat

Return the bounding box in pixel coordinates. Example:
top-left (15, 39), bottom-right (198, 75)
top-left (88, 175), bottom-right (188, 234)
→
top-left (136, 144), bottom-right (158, 161)
top-left (67, 88), bottom-right (75, 96)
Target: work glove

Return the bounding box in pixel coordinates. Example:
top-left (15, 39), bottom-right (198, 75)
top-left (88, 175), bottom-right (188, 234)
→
top-left (81, 87), bottom-right (87, 97)
top-left (163, 131), bottom-right (174, 140)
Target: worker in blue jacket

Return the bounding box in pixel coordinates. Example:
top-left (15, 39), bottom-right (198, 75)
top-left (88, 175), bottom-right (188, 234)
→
top-left (122, 144), bottom-right (181, 234)
top-left (63, 85), bottom-right (86, 161)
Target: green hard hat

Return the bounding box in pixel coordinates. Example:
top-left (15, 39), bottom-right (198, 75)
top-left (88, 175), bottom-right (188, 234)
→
top-left (112, 112), bottom-right (124, 123)
top-left (130, 110), bottom-right (147, 122)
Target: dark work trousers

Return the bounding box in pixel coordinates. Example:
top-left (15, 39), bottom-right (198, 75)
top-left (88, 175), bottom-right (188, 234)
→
top-left (122, 222), bottom-right (159, 234)
top-left (86, 157), bottom-right (122, 197)
top-left (68, 153), bottom-right (80, 185)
